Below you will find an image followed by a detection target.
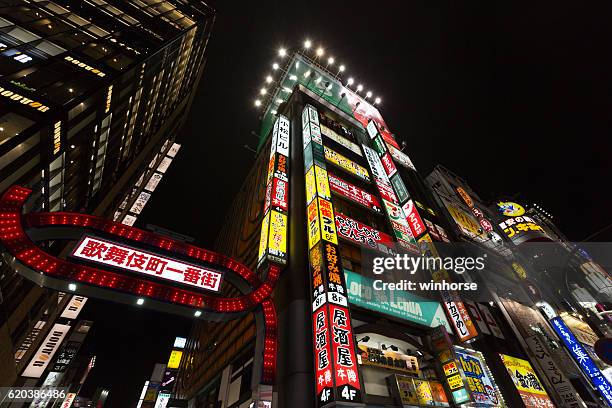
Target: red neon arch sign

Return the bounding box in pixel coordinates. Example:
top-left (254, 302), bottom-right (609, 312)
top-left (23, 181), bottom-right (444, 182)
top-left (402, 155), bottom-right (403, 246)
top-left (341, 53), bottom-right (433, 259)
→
top-left (0, 186), bottom-right (278, 383)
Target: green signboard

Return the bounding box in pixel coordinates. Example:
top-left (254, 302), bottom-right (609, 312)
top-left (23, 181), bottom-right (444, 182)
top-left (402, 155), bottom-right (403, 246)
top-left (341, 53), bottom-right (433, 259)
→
top-left (344, 270), bottom-right (451, 332)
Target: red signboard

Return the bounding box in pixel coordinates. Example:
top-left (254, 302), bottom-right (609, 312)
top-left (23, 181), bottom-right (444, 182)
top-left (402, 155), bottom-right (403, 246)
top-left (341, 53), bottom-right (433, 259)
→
top-left (329, 303), bottom-right (361, 400)
top-left (402, 200), bottom-right (427, 238)
top-left (72, 235), bottom-right (223, 292)
top-left (271, 177), bottom-right (288, 212)
top-left (380, 152), bottom-right (398, 178)
top-left (328, 172), bottom-right (382, 213)
top-left (335, 213), bottom-right (394, 253)
top-left (313, 307), bottom-right (334, 404)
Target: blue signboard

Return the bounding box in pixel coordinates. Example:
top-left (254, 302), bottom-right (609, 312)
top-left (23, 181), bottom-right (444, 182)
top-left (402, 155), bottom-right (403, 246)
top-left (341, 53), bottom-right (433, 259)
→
top-left (550, 317), bottom-right (612, 407)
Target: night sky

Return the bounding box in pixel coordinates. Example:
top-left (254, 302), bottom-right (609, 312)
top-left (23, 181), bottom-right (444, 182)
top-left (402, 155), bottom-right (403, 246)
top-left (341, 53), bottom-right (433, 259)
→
top-left (77, 2), bottom-right (612, 406)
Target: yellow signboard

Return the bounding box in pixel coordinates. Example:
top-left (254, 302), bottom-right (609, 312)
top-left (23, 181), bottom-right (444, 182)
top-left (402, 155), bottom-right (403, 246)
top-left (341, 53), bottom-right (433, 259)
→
top-left (447, 374), bottom-right (464, 390)
top-left (167, 350), bottom-right (183, 369)
top-left (314, 165), bottom-right (331, 200)
top-left (268, 210), bottom-right (287, 262)
top-left (499, 354), bottom-right (548, 396)
top-left (305, 166), bottom-right (316, 204)
top-left (447, 204), bottom-right (482, 237)
top-left (414, 379), bottom-right (435, 405)
top-left (307, 200), bottom-right (321, 249)
top-left (317, 198), bottom-right (338, 244)
top-left (324, 146), bottom-right (370, 181)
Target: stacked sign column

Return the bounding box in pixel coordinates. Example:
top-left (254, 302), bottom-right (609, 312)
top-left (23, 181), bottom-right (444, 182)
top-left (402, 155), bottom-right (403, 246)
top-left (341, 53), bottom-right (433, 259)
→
top-left (365, 120), bottom-right (478, 344)
top-left (258, 115), bottom-right (290, 267)
top-left (302, 104), bottom-right (363, 407)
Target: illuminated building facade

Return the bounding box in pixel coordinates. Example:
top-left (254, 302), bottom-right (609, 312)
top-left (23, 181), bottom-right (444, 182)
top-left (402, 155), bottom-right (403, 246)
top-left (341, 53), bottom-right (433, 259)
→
top-left (0, 0), bottom-right (214, 386)
top-left (427, 165), bottom-right (612, 407)
top-left (173, 49), bottom-right (600, 407)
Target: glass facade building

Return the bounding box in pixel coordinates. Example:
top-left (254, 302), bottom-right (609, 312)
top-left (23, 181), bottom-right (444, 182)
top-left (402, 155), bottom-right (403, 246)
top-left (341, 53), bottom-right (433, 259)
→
top-left (0, 0), bottom-right (215, 386)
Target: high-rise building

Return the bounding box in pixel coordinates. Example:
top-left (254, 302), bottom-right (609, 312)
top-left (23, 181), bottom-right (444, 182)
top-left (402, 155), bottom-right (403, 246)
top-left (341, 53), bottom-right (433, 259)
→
top-left (426, 165), bottom-right (612, 407)
top-left (174, 48), bottom-right (557, 408)
top-left (0, 0), bottom-right (215, 386)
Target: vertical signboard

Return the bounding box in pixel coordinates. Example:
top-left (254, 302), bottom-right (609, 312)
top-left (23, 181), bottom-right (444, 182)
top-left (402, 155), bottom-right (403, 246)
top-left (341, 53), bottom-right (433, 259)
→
top-left (60, 295), bottom-right (87, 319)
top-left (524, 335), bottom-right (586, 407)
top-left (455, 347), bottom-right (504, 406)
top-left (258, 115), bottom-right (290, 266)
top-left (362, 145), bottom-right (418, 253)
top-left (499, 354), bottom-right (555, 408)
top-left (303, 104), bottom-right (362, 407)
top-left (22, 324), bottom-right (71, 378)
top-left (550, 317), bottom-right (612, 406)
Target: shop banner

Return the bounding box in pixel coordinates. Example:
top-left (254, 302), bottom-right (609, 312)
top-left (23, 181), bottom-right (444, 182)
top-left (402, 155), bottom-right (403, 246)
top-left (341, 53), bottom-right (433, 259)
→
top-left (320, 124), bottom-right (362, 156)
top-left (550, 317), bottom-right (612, 406)
top-left (498, 215), bottom-right (550, 245)
top-left (313, 306), bottom-right (334, 405)
top-left (440, 290), bottom-right (478, 342)
top-left (362, 144), bottom-right (397, 203)
top-left (455, 347), bottom-right (503, 406)
top-left (345, 270), bottom-right (452, 332)
top-left (402, 199), bottom-right (427, 239)
top-left (324, 146), bottom-right (370, 182)
top-left (380, 152), bottom-right (398, 178)
top-left (383, 199), bottom-right (419, 253)
top-left (499, 354), bottom-right (555, 408)
top-left (328, 172), bottom-right (382, 213)
top-left (335, 213), bottom-right (394, 254)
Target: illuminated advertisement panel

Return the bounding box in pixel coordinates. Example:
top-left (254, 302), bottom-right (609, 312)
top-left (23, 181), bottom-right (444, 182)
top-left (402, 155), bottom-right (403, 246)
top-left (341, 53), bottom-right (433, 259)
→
top-left (313, 306), bottom-right (334, 405)
top-left (328, 303), bottom-right (361, 401)
top-left (380, 151), bottom-right (398, 178)
top-left (345, 270), bottom-right (452, 331)
top-left (22, 324), bottom-right (71, 378)
top-left (499, 354), bottom-right (555, 408)
top-left (320, 124), bottom-right (362, 156)
top-left (72, 235), bottom-right (223, 292)
top-left (324, 146), bottom-right (370, 182)
top-left (550, 317), bottom-right (612, 405)
top-left (362, 144), bottom-right (397, 203)
top-left (402, 199), bottom-right (427, 239)
top-left (308, 200), bottom-right (321, 249)
top-left (455, 347), bottom-right (503, 406)
top-left (317, 198), bottom-right (338, 245)
top-left (267, 210), bottom-right (287, 264)
top-left (335, 213), bottom-right (394, 254)
top-left (60, 295), bottom-right (87, 319)
top-left (498, 215), bottom-right (550, 245)
top-left (259, 115), bottom-right (290, 266)
top-left (303, 104), bottom-right (363, 407)
top-left (383, 199), bottom-right (419, 253)
top-left (328, 172), bottom-right (381, 213)
top-left (440, 290), bottom-right (478, 342)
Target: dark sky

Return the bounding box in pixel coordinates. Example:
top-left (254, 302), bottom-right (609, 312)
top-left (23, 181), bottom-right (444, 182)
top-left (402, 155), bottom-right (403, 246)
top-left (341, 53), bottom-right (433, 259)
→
top-left (78, 2), bottom-right (612, 406)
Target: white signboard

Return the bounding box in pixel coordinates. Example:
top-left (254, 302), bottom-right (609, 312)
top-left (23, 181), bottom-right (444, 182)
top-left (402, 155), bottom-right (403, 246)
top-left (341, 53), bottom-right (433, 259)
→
top-left (145, 173), bottom-right (163, 192)
top-left (167, 143), bottom-right (181, 158)
top-left (130, 192), bottom-right (151, 215)
top-left (157, 157), bottom-right (173, 173)
top-left (60, 295), bottom-right (87, 319)
top-left (122, 214), bottom-right (137, 226)
top-left (22, 324), bottom-right (71, 378)
top-left (72, 236), bottom-right (223, 292)
top-left (276, 115), bottom-right (290, 157)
